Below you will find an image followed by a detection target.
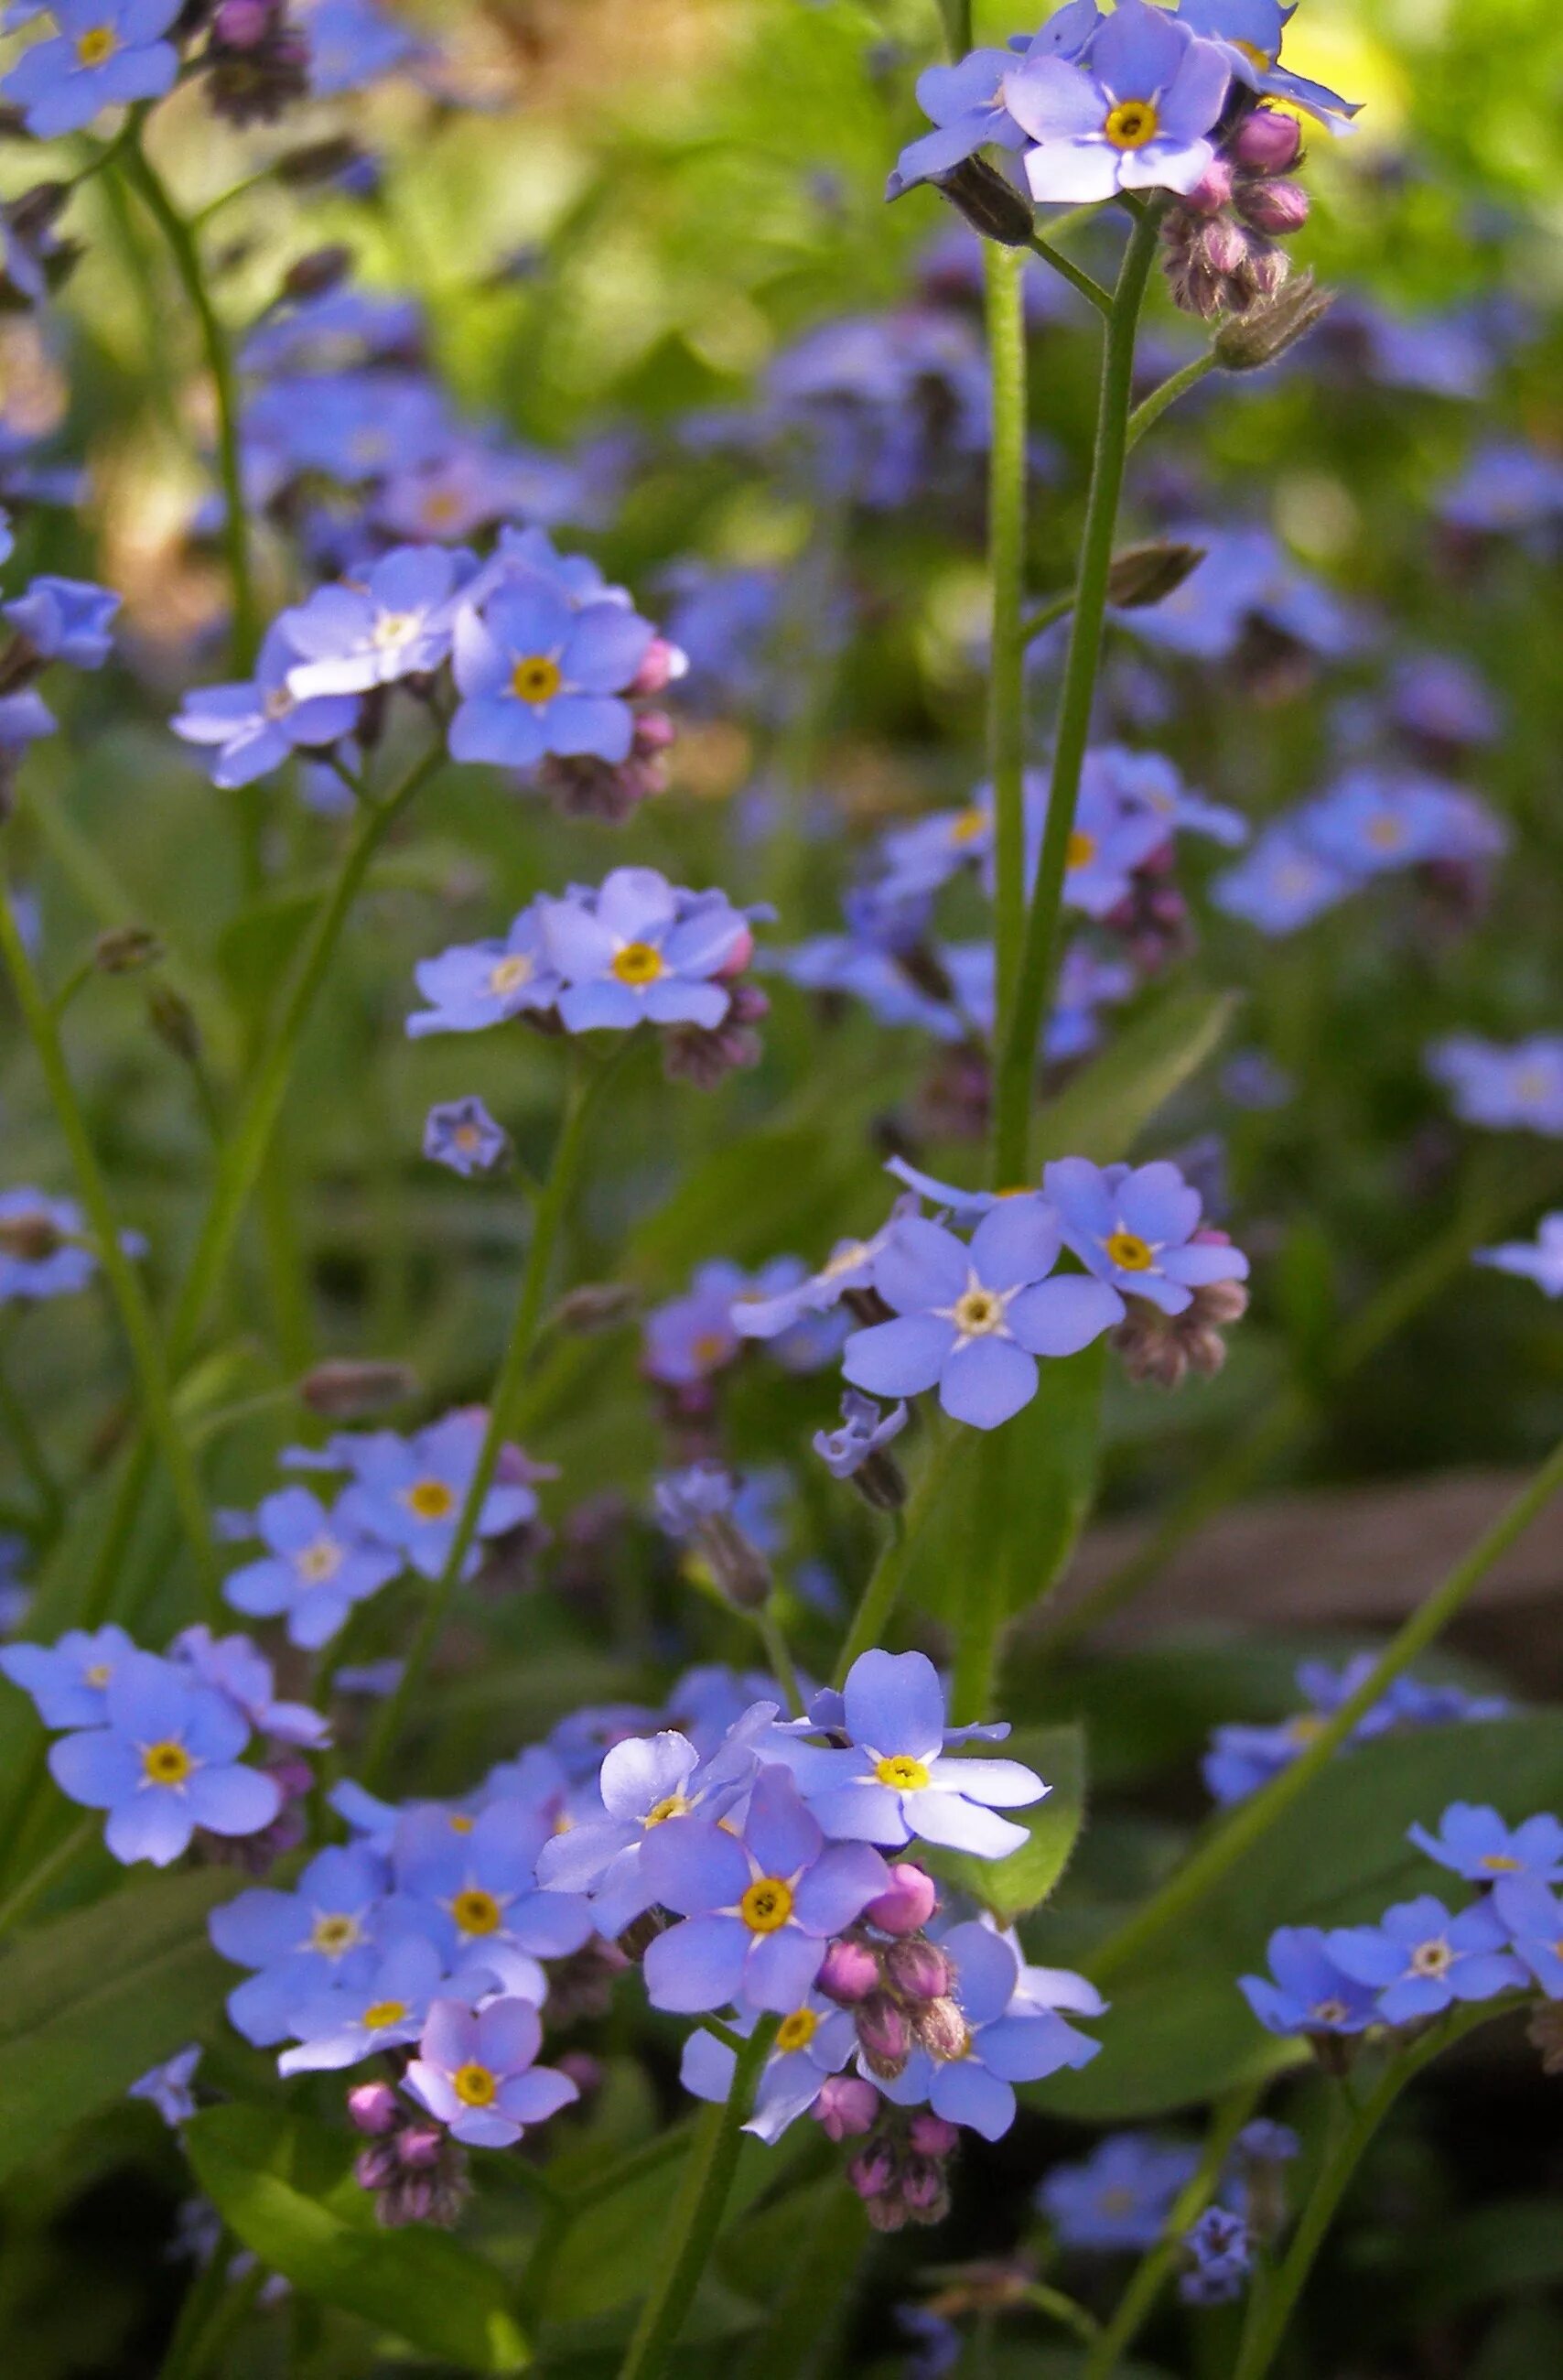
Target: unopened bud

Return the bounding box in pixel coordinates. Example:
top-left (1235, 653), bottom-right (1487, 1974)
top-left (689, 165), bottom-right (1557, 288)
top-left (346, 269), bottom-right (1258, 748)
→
top-left (347, 2081), bottom-right (401, 2136)
top-left (913, 1996), bottom-right (971, 2062)
top-left (1528, 2003), bottom-right (1563, 2076)
top-left (546, 1282), bottom-right (638, 1336)
top-left (847, 2146), bottom-right (896, 2201)
top-left (1213, 271), bottom-right (1333, 370)
top-left (283, 245), bottom-right (354, 301)
top-left (1181, 157), bottom-right (1233, 215)
top-left (396, 2125), bottom-right (446, 2171)
top-left (1107, 540), bottom-right (1206, 611)
top-left (9, 180), bottom-right (70, 240)
top-left (866, 1863), bottom-right (939, 1936)
top-left (814, 2074), bottom-right (879, 2140)
top-left (699, 1513), bottom-right (771, 1611)
top-left (1236, 178), bottom-right (1309, 236)
top-left (299, 1358), bottom-right (418, 1419)
top-left (817, 1935), bottom-right (881, 2005)
top-left (274, 136), bottom-right (365, 189)
top-left (1232, 106), bottom-right (1302, 172)
top-left (94, 925), bottom-right (162, 974)
top-left (883, 1938), bottom-right (952, 2003)
top-left (146, 984), bottom-right (202, 1065)
top-left (901, 2158), bottom-right (948, 2214)
top-left (856, 1993), bottom-right (912, 2079)
top-left (631, 709), bottom-right (676, 757)
top-left (213, 0), bottom-right (273, 42)
top-left (354, 2140), bottom-right (400, 2190)
top-left (908, 2113), bottom-right (960, 2158)
top-left (625, 640), bottom-right (681, 699)
top-left (926, 155), bottom-right (1035, 247)
top-left (0, 1207), bottom-right (64, 1261)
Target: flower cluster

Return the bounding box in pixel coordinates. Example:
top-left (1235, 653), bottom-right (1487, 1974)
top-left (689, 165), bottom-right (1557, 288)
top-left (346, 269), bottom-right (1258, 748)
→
top-left (0, 1627), bottom-right (322, 1865)
top-left (1202, 1654), bottom-right (1511, 1806)
top-left (1240, 1799), bottom-right (1560, 2045)
top-left (1213, 766), bottom-right (1505, 937)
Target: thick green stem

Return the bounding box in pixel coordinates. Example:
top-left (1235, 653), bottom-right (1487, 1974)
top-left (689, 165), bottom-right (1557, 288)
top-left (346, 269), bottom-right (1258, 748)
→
top-left (361, 1044), bottom-right (629, 1787)
top-left (0, 876), bottom-right (221, 1617)
top-left (995, 209), bottom-right (1160, 1185)
top-left (1086, 2084), bottom-right (1262, 2380)
top-left (1089, 1433), bottom-right (1563, 1985)
top-left (616, 2021), bottom-right (776, 2380)
top-left (1231, 2009), bottom-right (1502, 2380)
top-left (1126, 351), bottom-right (1217, 450)
top-left (834, 1424), bottom-right (958, 1685)
top-left (986, 240), bottom-right (1030, 1187)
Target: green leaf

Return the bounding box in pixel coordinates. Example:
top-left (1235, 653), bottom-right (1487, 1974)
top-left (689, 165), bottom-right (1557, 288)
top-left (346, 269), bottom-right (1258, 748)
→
top-left (1031, 1714), bottom-right (1563, 2121)
top-left (1033, 985), bottom-right (1242, 1162)
top-left (923, 1725), bottom-right (1087, 1920)
top-left (185, 2104), bottom-right (530, 2372)
top-left (1415, 2200), bottom-right (1563, 2318)
top-left (907, 1341), bottom-right (1106, 1628)
top-left (0, 1869), bottom-right (242, 2181)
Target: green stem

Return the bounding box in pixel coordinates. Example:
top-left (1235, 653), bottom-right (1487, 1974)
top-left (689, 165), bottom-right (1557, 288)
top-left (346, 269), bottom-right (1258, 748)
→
top-left (1085, 2083), bottom-right (1262, 2380)
top-left (1089, 1433), bottom-right (1563, 1985)
top-left (755, 1606), bottom-right (806, 1718)
top-left (952, 1432), bottom-right (1009, 1722)
top-left (1126, 351), bottom-right (1217, 450)
top-left (615, 2021), bottom-right (776, 2380)
top-left (996, 208), bottom-right (1160, 1183)
top-left (935, 0), bottom-right (973, 60)
top-left (117, 135), bottom-right (259, 675)
top-left (1019, 586), bottom-right (1075, 648)
top-left (1027, 233), bottom-right (1112, 318)
top-left (361, 1043), bottom-right (629, 1788)
top-left (0, 876), bottom-right (221, 1617)
top-left (1231, 2010), bottom-right (1502, 2380)
top-left (986, 240), bottom-right (1030, 1186)
top-left (1024, 2283), bottom-right (1103, 2348)
top-left (0, 1813), bottom-right (93, 1936)
top-left (0, 1329), bottom-right (63, 1531)
top-left (834, 1425), bottom-right (958, 1685)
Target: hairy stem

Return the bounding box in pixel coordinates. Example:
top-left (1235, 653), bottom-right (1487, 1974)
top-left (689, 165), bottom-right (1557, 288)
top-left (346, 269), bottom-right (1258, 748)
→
top-left (1126, 350), bottom-right (1217, 450)
top-left (1089, 1432), bottom-right (1563, 1985)
top-left (986, 239), bottom-right (1031, 1186)
top-left (995, 208), bottom-right (1160, 1184)
top-left (1027, 231), bottom-right (1112, 318)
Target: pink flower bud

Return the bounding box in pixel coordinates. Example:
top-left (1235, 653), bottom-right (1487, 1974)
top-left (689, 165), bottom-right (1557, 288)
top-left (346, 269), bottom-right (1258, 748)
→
top-left (631, 709), bottom-right (676, 755)
top-left (626, 639), bottom-right (683, 698)
top-left (1238, 178), bottom-right (1310, 235)
top-left (214, 0), bottom-right (273, 45)
top-left (715, 925), bottom-right (755, 979)
top-left (902, 2158), bottom-right (948, 2212)
top-left (347, 2081), bottom-right (401, 2137)
top-left (396, 2126), bottom-right (446, 2171)
top-left (883, 1938), bottom-right (952, 2003)
top-left (817, 1935), bottom-right (880, 2005)
top-left (847, 2147), bottom-right (895, 2201)
top-left (1233, 106), bottom-right (1302, 172)
top-left (908, 2112), bottom-right (960, 2158)
top-left (913, 1996), bottom-right (972, 2062)
top-left (353, 2141), bottom-right (399, 2191)
top-left (856, 1993), bottom-right (912, 2077)
top-left (865, 1862), bottom-right (938, 1936)
top-left (1182, 158), bottom-right (1233, 215)
top-left (1200, 217), bottom-right (1250, 278)
top-left (813, 2074), bottom-right (880, 2141)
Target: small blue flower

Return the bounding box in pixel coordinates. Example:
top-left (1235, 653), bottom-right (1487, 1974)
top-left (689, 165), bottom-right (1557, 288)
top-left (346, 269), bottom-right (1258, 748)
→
top-left (48, 1648), bottom-right (282, 1866)
top-left (888, 7), bottom-right (1105, 199)
top-left (639, 1764), bottom-right (890, 2016)
top-left (813, 1390), bottom-right (908, 1480)
top-left (2, 0), bottom-right (179, 140)
top-left (4, 575), bottom-right (117, 665)
top-left (1212, 829), bottom-right (1356, 935)
top-left (1038, 2131), bottom-right (1201, 2249)
top-left (406, 1996), bottom-right (578, 2148)
top-left (333, 1411), bottom-right (543, 1581)
top-left (1428, 1034), bottom-right (1563, 1138)
top-left (1005, 0), bottom-right (1230, 205)
top-left (1491, 1876), bottom-right (1563, 1998)
top-left (535, 1721), bottom-right (752, 1937)
top-left (1439, 441), bottom-right (1563, 541)
top-left (539, 869), bottom-right (754, 1036)
top-left (1043, 1157), bottom-right (1249, 1318)
top-left (1127, 525), bottom-right (1359, 665)
top-left (1327, 1894), bottom-right (1526, 2024)
top-left (1408, 1802), bottom-right (1563, 1887)
top-left (406, 905), bottom-right (561, 1038)
top-left (281, 546), bottom-right (464, 699)
top-left (0, 1621), bottom-right (136, 1726)
top-left (1239, 1926), bottom-right (1380, 2036)
top-left (780, 1649), bottom-right (1046, 1859)
top-left (1232, 2117), bottom-right (1299, 2167)
top-left (1175, 0), bottom-right (1359, 124)
top-left (305, 0), bottom-right (424, 95)
top-left (878, 1920), bottom-right (1101, 2141)
top-left (895, 2305), bottom-right (964, 2380)
top-left (681, 1992), bottom-right (858, 2142)
top-left (170, 1624), bottom-right (331, 1748)
top-left (732, 1215), bottom-right (902, 1343)
top-left (391, 1798), bottom-right (595, 1998)
top-left (842, 1200), bottom-right (1125, 1431)
top-left (1475, 1214), bottom-right (1563, 1298)
top-left (1389, 654), bottom-right (1500, 750)
top-left (641, 1259), bottom-right (753, 1386)
top-left (127, 2044), bottom-right (200, 2127)
top-left (424, 1096), bottom-right (509, 1178)
top-left (209, 1842), bottom-right (389, 2045)
top-left (449, 579), bottom-right (653, 770)
top-left (172, 622), bottom-right (359, 790)
top-left (1179, 2205), bottom-right (1253, 2306)
top-left (0, 1188), bottom-right (96, 1301)
top-left (1299, 767), bottom-right (1505, 877)
top-left (277, 1933), bottom-right (461, 2074)
top-left (221, 1486), bottom-right (402, 1650)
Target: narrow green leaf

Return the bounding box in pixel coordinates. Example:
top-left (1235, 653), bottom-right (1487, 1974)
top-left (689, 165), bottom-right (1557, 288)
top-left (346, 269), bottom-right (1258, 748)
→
top-left (1033, 984), bottom-right (1242, 1162)
top-left (185, 2104), bottom-right (530, 2372)
top-left (923, 1725), bottom-right (1087, 1920)
top-left (0, 1868), bottom-right (242, 2180)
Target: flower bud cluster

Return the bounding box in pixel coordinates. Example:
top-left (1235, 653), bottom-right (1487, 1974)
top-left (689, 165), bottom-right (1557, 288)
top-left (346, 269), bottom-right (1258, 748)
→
top-left (816, 1864), bottom-right (960, 2086)
top-left (1110, 1233), bottom-right (1251, 1389)
top-left (846, 2107), bottom-right (961, 2233)
top-left (347, 2079), bottom-right (471, 2230)
top-left (1161, 108), bottom-right (1310, 323)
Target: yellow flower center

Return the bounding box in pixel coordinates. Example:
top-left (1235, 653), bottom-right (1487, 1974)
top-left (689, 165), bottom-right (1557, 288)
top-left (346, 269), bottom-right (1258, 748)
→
top-left (76, 25), bottom-right (116, 65)
top-left (1234, 37), bottom-right (1273, 69)
top-left (296, 1536), bottom-right (344, 1585)
top-left (142, 1738), bottom-right (193, 1786)
top-left (1066, 828), bottom-right (1097, 868)
top-left (1099, 2186), bottom-right (1137, 2216)
top-left (511, 654), bottom-right (563, 704)
top-left (404, 1477), bottom-right (456, 1520)
top-left (361, 1999), bottom-right (407, 2029)
top-left (1480, 1853), bottom-right (1521, 1872)
top-left (645, 1793), bottom-right (691, 1827)
top-left (488, 953), bottom-right (534, 995)
top-left (950, 806), bottom-right (989, 846)
top-left (1105, 99), bottom-right (1159, 149)
top-left (85, 1663), bottom-right (112, 1687)
top-left (454, 2061), bottom-right (498, 2107)
top-left (448, 1812), bottom-right (474, 1834)
top-left (691, 1329), bottom-right (730, 1366)
top-left (1310, 1996), bottom-right (1348, 2027)
top-left (452, 1888), bottom-right (503, 1937)
top-left (1410, 1938), bottom-right (1451, 1978)
top-left (739, 1877), bottom-right (793, 1933)
top-left (875, 1754), bottom-right (931, 1792)
top-left (1105, 1230), bottom-right (1155, 1271)
top-left (775, 2007), bottom-right (819, 2053)
top-left (310, 1912), bottom-right (362, 1956)
top-left (952, 1287), bottom-right (1004, 1336)
top-left (455, 1125), bottom-right (482, 1153)
top-left (372, 610), bottom-right (419, 650)
top-left (1514, 1066), bottom-right (1553, 1105)
top-left (264, 687), bottom-right (295, 720)
top-left (1287, 1713), bottom-right (1326, 1746)
top-left (421, 490), bottom-right (465, 528)
top-left (1366, 814), bottom-right (1407, 849)
top-left (612, 940), bottom-right (663, 987)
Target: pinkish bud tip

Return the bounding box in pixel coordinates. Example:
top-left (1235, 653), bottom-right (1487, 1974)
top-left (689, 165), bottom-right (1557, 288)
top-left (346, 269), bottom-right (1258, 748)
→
top-left (817, 1935), bottom-right (881, 2004)
top-left (1233, 106), bottom-right (1302, 172)
top-left (908, 2112), bottom-right (960, 2158)
top-left (865, 1862), bottom-right (938, 1935)
top-left (347, 2081), bottom-right (401, 2136)
top-left (813, 2074), bottom-right (879, 2140)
